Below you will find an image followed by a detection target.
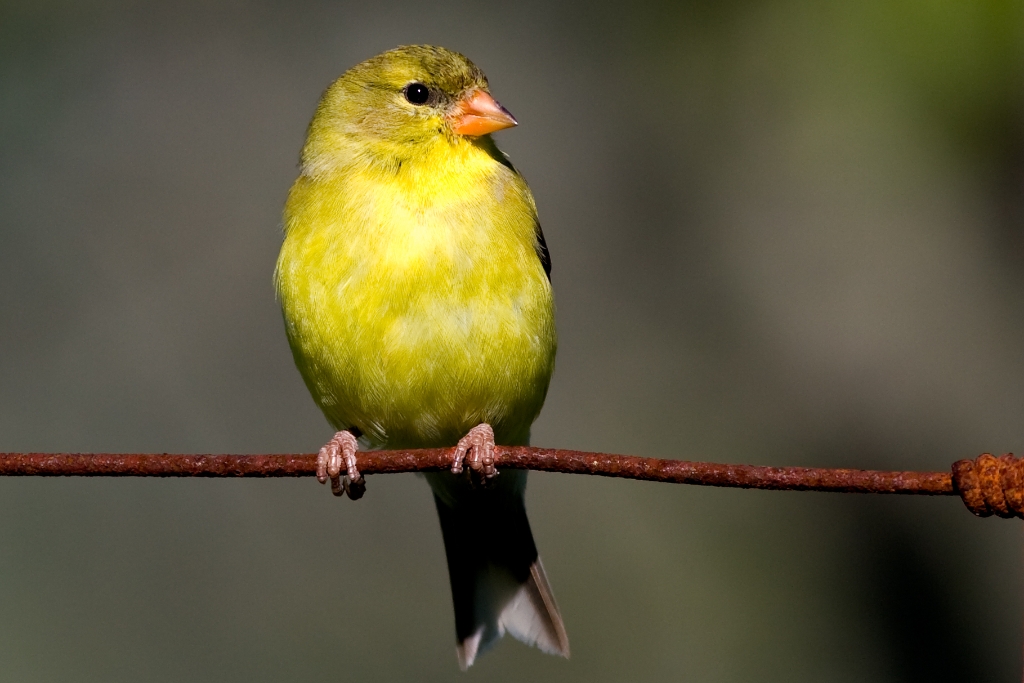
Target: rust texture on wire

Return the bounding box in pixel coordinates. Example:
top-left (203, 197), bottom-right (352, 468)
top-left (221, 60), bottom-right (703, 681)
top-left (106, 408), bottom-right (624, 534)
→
top-left (0, 450), bottom-right (1018, 517)
top-left (0, 447), bottom-right (953, 489)
top-left (951, 453), bottom-right (1024, 518)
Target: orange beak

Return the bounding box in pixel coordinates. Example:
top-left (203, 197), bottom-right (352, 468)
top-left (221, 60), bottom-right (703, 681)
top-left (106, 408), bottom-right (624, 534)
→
top-left (448, 89), bottom-right (518, 137)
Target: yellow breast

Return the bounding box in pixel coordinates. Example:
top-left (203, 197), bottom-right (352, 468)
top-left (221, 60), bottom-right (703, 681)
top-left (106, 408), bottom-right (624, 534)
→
top-left (274, 137), bottom-right (556, 448)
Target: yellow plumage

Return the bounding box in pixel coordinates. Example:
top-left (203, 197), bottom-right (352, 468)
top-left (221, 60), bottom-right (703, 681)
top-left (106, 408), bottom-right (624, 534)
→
top-left (274, 46), bottom-right (566, 667)
top-left (276, 134), bottom-right (554, 448)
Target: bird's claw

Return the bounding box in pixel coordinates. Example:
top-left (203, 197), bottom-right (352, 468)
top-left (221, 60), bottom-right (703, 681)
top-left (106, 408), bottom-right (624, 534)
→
top-left (317, 430), bottom-right (365, 500)
top-left (451, 423), bottom-right (498, 485)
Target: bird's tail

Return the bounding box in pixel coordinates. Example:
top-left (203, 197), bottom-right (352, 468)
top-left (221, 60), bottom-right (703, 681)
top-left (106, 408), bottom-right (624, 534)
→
top-left (427, 470), bottom-right (569, 669)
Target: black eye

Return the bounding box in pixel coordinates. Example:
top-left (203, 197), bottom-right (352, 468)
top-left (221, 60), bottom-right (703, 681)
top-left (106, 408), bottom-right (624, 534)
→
top-left (404, 82), bottom-right (430, 105)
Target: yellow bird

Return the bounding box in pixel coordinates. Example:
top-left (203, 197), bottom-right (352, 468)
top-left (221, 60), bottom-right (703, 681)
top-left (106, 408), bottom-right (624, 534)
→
top-left (274, 45), bottom-right (567, 668)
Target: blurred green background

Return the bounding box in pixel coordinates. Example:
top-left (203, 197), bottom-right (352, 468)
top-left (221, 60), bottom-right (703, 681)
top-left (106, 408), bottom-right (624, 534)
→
top-left (2, 0), bottom-right (1024, 680)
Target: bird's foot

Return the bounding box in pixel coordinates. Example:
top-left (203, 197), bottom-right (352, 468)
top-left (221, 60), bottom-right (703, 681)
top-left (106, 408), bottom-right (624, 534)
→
top-left (317, 430), bottom-right (365, 500)
top-left (451, 423), bottom-right (498, 484)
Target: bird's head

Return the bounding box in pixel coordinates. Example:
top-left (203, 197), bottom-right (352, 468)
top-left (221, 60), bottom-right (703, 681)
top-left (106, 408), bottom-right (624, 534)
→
top-left (301, 45), bottom-right (518, 175)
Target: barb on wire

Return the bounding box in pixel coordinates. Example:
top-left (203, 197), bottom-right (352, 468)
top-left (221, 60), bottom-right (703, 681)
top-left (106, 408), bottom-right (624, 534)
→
top-left (0, 449), bottom-right (1019, 519)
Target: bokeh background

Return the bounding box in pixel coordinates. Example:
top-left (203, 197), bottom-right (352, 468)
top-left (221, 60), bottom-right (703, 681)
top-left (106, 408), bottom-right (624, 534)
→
top-left (2, 0), bottom-right (1024, 680)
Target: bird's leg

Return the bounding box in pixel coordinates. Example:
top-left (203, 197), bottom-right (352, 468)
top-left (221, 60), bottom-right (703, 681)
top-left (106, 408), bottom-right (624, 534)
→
top-left (316, 430), bottom-right (365, 500)
top-left (451, 423), bottom-right (498, 483)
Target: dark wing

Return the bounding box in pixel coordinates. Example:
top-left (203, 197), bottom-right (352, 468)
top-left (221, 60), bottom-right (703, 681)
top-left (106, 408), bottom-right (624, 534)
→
top-left (534, 219), bottom-right (551, 280)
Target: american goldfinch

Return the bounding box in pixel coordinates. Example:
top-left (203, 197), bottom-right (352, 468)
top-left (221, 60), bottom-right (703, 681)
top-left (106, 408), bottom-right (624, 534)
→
top-left (274, 45), bottom-right (566, 668)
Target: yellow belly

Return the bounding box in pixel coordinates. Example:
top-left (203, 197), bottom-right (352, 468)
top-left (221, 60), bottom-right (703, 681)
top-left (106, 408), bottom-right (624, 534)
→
top-left (274, 148), bottom-right (555, 449)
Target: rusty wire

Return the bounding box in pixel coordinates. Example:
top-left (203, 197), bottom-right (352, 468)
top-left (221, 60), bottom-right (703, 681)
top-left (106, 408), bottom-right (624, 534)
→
top-left (0, 449), bottom-right (1017, 518)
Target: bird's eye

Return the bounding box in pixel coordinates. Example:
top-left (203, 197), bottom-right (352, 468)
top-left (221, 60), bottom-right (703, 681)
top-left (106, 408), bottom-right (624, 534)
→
top-left (404, 82), bottom-right (430, 105)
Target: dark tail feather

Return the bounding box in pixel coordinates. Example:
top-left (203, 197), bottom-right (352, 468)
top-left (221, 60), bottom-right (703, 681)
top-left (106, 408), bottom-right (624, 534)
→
top-left (431, 473), bottom-right (569, 669)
